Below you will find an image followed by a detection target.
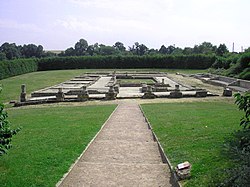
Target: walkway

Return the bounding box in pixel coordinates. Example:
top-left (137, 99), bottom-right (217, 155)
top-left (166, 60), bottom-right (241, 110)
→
top-left (58, 103), bottom-right (174, 186)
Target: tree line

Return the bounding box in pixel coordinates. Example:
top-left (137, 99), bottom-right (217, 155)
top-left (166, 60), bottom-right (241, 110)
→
top-left (58, 39), bottom-right (231, 57)
top-left (0, 39), bottom-right (240, 61)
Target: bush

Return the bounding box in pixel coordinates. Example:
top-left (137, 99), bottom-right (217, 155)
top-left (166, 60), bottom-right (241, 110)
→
top-left (0, 87), bottom-right (20, 155)
top-left (217, 93), bottom-right (250, 186)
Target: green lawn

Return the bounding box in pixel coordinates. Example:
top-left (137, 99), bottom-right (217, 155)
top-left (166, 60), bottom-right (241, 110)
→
top-left (118, 78), bottom-right (155, 84)
top-left (141, 101), bottom-right (242, 186)
top-left (0, 69), bottom-right (207, 103)
top-left (0, 104), bottom-right (116, 186)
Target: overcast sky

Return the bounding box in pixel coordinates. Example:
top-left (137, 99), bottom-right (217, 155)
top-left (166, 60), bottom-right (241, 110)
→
top-left (0, 0), bottom-right (249, 51)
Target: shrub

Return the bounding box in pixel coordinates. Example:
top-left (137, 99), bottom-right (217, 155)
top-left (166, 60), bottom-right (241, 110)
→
top-left (0, 87), bottom-right (20, 155)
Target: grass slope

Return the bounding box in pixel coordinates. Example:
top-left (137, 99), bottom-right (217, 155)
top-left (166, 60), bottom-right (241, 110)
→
top-left (141, 101), bottom-right (242, 186)
top-left (0, 105), bottom-right (116, 186)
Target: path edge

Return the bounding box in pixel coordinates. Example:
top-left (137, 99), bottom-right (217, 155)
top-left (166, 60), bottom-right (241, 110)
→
top-left (139, 104), bottom-right (182, 187)
top-left (56, 104), bottom-right (119, 187)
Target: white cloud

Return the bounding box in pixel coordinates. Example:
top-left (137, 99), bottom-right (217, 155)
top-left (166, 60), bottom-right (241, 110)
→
top-left (55, 16), bottom-right (110, 32)
top-left (0, 19), bottom-right (42, 32)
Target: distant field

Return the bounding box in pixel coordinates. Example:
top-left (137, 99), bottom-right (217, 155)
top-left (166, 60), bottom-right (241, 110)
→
top-left (0, 104), bottom-right (116, 186)
top-left (0, 69), bottom-right (207, 103)
top-left (141, 101), bottom-right (242, 186)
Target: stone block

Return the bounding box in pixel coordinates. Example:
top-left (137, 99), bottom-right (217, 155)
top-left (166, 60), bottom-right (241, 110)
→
top-left (223, 88), bottom-right (232, 97)
top-left (195, 90), bottom-right (207, 97)
top-left (169, 91), bottom-right (183, 98)
top-left (175, 161), bottom-right (192, 180)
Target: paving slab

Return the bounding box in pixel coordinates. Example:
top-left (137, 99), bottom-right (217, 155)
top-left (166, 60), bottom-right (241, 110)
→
top-left (58, 103), bottom-right (173, 187)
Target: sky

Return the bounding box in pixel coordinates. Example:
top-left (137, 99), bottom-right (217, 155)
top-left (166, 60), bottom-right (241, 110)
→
top-left (0, 0), bottom-right (249, 52)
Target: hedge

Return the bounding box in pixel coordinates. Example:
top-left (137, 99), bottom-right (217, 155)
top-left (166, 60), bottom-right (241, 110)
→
top-left (0, 58), bottom-right (38, 80)
top-left (0, 55), bottom-right (216, 80)
top-left (37, 54), bottom-right (216, 71)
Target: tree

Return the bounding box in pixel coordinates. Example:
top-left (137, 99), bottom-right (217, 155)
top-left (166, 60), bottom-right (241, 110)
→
top-left (113, 42), bottom-right (126, 52)
top-left (216, 44), bottom-right (229, 56)
top-left (183, 47), bottom-right (193, 55)
top-left (244, 47), bottom-right (250, 53)
top-left (193, 42), bottom-right (217, 55)
top-left (64, 47), bottom-right (76, 56)
top-left (159, 45), bottom-right (168, 54)
top-left (0, 52), bottom-right (7, 61)
top-left (99, 45), bottom-right (116, 55)
top-left (0, 87), bottom-right (20, 156)
top-left (0, 42), bottom-right (21, 60)
top-left (74, 39), bottom-right (88, 56)
top-left (21, 44), bottom-right (44, 58)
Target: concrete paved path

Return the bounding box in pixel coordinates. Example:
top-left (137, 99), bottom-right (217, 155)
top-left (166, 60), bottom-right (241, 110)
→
top-left (58, 103), bottom-right (174, 187)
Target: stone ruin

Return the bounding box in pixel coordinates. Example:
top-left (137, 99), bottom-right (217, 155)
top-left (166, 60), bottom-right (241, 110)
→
top-left (14, 71), bottom-right (219, 106)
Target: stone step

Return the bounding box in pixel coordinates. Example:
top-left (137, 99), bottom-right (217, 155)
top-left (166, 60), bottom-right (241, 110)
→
top-left (59, 162), bottom-right (172, 187)
top-left (80, 140), bottom-right (162, 164)
top-left (96, 128), bottom-right (154, 142)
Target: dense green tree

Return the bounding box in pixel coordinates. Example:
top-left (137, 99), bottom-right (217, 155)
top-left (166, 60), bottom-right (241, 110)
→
top-left (183, 47), bottom-right (193, 55)
top-left (0, 42), bottom-right (21, 60)
top-left (193, 42), bottom-right (217, 55)
top-left (64, 47), bottom-right (75, 56)
top-left (0, 52), bottom-right (6, 61)
top-left (113, 42), bottom-right (126, 52)
top-left (99, 45), bottom-right (116, 55)
top-left (244, 47), bottom-right (250, 53)
top-left (166, 45), bottom-right (175, 54)
top-left (21, 44), bottom-right (44, 58)
top-left (159, 45), bottom-right (168, 54)
top-left (216, 44), bottom-right (229, 56)
top-left (74, 39), bottom-right (88, 56)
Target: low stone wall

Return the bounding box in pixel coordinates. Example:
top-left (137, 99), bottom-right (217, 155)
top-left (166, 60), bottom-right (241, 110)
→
top-left (215, 76), bottom-right (237, 83)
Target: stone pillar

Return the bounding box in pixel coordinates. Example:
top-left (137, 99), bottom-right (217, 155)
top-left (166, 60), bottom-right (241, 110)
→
top-left (141, 84), bottom-right (148, 93)
top-left (105, 85), bottom-right (117, 100)
top-left (195, 90), bottom-right (207, 97)
top-left (175, 84), bottom-right (180, 91)
top-left (142, 85), bottom-right (156, 99)
top-left (20, 84), bottom-right (27, 102)
top-left (223, 88), bottom-right (232, 97)
top-left (78, 86), bottom-right (89, 101)
top-left (169, 84), bottom-right (182, 98)
top-left (114, 85), bottom-right (120, 93)
top-left (56, 88), bottom-right (65, 101)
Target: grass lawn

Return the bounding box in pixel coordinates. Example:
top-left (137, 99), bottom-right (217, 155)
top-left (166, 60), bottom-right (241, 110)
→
top-left (0, 104), bottom-right (116, 186)
top-left (141, 101), bottom-right (242, 186)
top-left (0, 69), bottom-right (207, 103)
top-left (118, 78), bottom-right (155, 84)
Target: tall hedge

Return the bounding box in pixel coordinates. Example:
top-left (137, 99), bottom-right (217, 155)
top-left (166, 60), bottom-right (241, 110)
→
top-left (0, 58), bottom-right (38, 80)
top-left (38, 54), bottom-right (216, 71)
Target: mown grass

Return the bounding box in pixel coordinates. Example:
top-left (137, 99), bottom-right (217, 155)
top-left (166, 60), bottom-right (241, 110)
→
top-left (118, 78), bottom-right (155, 84)
top-left (0, 69), bottom-right (207, 103)
top-left (0, 104), bottom-right (116, 186)
top-left (141, 101), bottom-right (242, 186)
